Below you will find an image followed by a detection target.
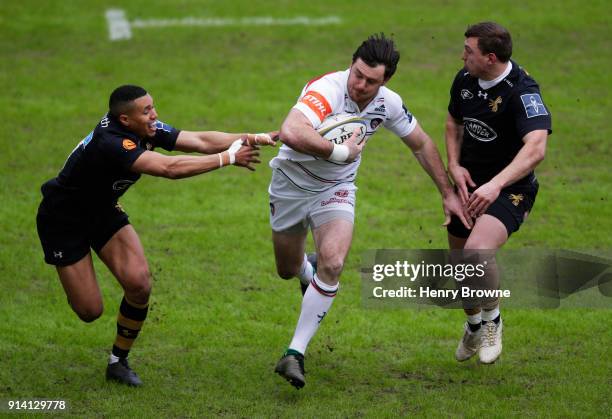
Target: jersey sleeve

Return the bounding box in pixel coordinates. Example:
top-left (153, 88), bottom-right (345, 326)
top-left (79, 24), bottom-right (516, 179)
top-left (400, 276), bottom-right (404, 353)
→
top-left (99, 135), bottom-right (146, 170)
top-left (383, 90), bottom-right (417, 138)
top-left (511, 84), bottom-right (552, 139)
top-left (292, 75), bottom-right (343, 128)
top-left (151, 121), bottom-right (180, 151)
top-left (447, 69), bottom-right (465, 121)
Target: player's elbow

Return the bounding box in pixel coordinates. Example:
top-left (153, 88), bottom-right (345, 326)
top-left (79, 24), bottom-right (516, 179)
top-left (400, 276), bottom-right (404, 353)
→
top-left (279, 123), bottom-right (301, 148)
top-left (531, 145), bottom-right (546, 165)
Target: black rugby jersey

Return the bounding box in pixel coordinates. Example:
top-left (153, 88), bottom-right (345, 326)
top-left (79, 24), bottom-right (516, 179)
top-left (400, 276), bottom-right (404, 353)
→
top-left (448, 60), bottom-right (551, 186)
top-left (41, 114), bottom-right (179, 210)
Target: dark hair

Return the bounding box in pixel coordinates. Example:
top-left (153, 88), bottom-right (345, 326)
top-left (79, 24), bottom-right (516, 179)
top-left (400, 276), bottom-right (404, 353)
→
top-left (465, 22), bottom-right (512, 62)
top-left (109, 85), bottom-right (147, 118)
top-left (352, 33), bottom-right (400, 80)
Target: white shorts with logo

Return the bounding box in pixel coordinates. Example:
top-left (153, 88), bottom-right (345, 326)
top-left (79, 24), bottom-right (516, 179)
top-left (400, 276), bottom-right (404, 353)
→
top-left (268, 168), bottom-right (356, 233)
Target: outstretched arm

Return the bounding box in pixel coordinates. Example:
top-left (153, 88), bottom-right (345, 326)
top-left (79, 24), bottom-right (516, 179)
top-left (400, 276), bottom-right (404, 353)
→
top-left (174, 130), bottom-right (277, 154)
top-left (130, 141), bottom-right (261, 178)
top-left (402, 122), bottom-right (471, 229)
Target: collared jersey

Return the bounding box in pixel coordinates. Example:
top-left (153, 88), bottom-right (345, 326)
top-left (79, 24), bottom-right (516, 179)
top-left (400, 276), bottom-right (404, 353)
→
top-left (448, 60), bottom-right (552, 186)
top-left (40, 113), bottom-right (179, 211)
top-left (270, 69), bottom-right (417, 192)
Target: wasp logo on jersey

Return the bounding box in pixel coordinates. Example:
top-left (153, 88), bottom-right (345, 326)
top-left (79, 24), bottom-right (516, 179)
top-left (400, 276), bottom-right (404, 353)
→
top-left (464, 118), bottom-right (498, 142)
top-left (520, 94), bottom-right (548, 118)
top-left (509, 193), bottom-right (524, 206)
top-left (489, 96), bottom-right (502, 112)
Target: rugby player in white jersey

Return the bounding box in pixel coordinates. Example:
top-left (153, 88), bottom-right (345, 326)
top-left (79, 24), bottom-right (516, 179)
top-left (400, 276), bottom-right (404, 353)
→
top-left (270, 34), bottom-right (471, 389)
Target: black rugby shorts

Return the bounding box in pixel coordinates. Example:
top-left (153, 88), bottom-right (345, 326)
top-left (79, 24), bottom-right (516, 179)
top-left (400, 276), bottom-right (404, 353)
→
top-left (36, 202), bottom-right (130, 266)
top-left (447, 181), bottom-right (539, 239)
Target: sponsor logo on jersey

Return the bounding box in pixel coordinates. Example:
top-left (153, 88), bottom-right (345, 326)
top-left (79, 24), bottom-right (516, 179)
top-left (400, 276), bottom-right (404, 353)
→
top-left (461, 89), bottom-right (474, 100)
top-left (488, 96), bottom-right (502, 112)
top-left (321, 197), bottom-right (352, 207)
top-left (463, 118), bottom-right (498, 142)
top-left (509, 193), bottom-right (524, 206)
top-left (154, 120), bottom-right (173, 132)
top-left (53, 251), bottom-right (63, 259)
top-left (144, 141), bottom-right (153, 150)
top-left (81, 131), bottom-right (94, 148)
top-left (334, 189), bottom-right (349, 198)
top-left (100, 116), bottom-right (110, 128)
top-left (300, 90), bottom-right (332, 121)
top-left (122, 139), bottom-right (137, 150)
top-left (520, 94), bottom-right (548, 118)
top-left (402, 105), bottom-right (413, 123)
top-left (478, 91), bottom-right (488, 100)
top-left (374, 104), bottom-right (386, 113)
top-left (371, 118), bottom-right (383, 129)
top-left (113, 179), bottom-right (135, 191)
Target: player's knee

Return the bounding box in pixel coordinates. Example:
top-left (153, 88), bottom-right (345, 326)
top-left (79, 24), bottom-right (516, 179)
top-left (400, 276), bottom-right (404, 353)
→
top-left (318, 257), bottom-right (344, 281)
top-left (124, 267), bottom-right (152, 302)
top-left (73, 303), bottom-right (103, 323)
top-left (276, 264), bottom-right (300, 279)
top-left (277, 269), bottom-right (296, 280)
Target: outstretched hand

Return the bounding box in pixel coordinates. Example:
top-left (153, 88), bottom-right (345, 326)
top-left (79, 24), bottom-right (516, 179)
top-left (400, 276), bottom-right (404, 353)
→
top-left (226, 139), bottom-right (261, 171)
top-left (242, 131), bottom-right (278, 147)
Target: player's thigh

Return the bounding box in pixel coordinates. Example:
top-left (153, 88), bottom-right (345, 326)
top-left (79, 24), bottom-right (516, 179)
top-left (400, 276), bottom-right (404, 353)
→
top-left (464, 214), bottom-right (508, 250)
top-left (97, 224), bottom-right (151, 302)
top-left (56, 253), bottom-right (104, 322)
top-left (272, 229), bottom-right (308, 278)
top-left (312, 217), bottom-right (354, 282)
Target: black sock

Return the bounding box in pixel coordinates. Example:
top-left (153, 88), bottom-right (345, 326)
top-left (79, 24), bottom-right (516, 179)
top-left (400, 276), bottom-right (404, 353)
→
top-left (468, 321), bottom-right (481, 332)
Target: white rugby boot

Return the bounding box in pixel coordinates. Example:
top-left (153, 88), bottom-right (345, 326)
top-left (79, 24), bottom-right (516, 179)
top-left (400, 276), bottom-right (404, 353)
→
top-left (479, 318), bottom-right (503, 364)
top-left (455, 322), bottom-right (482, 362)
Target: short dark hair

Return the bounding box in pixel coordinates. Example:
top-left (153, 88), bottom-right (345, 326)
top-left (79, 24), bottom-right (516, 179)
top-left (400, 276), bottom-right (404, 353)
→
top-left (465, 22), bottom-right (512, 62)
top-left (352, 33), bottom-right (400, 80)
top-left (109, 85), bottom-right (147, 118)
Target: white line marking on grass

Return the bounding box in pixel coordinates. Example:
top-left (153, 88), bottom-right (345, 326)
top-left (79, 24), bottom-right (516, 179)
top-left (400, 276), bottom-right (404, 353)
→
top-left (106, 9), bottom-right (342, 41)
top-left (106, 9), bottom-right (132, 41)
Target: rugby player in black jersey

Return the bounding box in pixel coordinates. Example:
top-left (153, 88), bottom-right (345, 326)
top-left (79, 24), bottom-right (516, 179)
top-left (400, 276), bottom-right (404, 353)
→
top-left (36, 85), bottom-right (276, 386)
top-left (445, 23), bottom-right (551, 364)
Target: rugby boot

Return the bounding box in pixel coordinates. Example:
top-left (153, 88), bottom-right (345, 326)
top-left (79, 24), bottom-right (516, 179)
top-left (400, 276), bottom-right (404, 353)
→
top-left (106, 358), bottom-right (143, 387)
top-left (455, 322), bottom-right (482, 361)
top-left (275, 350), bottom-right (305, 389)
top-left (479, 318), bottom-right (503, 364)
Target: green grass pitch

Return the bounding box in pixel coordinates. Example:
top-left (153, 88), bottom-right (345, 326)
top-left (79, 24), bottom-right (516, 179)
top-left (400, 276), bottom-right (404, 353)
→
top-left (1, 0), bottom-right (610, 416)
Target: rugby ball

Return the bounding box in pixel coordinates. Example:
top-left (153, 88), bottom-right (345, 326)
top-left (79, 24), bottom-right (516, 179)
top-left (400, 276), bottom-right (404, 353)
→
top-left (317, 113), bottom-right (367, 145)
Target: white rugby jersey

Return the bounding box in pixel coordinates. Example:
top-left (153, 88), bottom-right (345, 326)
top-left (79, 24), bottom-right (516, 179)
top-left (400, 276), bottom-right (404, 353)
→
top-left (270, 69), bottom-right (417, 193)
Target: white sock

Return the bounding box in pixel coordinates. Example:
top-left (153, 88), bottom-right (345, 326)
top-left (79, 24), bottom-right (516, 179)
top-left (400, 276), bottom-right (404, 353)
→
top-left (297, 254), bottom-right (314, 286)
top-left (289, 274), bottom-right (338, 355)
top-left (482, 306), bottom-right (500, 322)
top-left (109, 354), bottom-right (120, 364)
top-left (467, 312), bottom-right (482, 325)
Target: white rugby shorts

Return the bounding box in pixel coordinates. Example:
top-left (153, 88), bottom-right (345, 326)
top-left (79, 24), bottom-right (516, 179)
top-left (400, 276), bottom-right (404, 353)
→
top-left (268, 169), bottom-right (356, 233)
